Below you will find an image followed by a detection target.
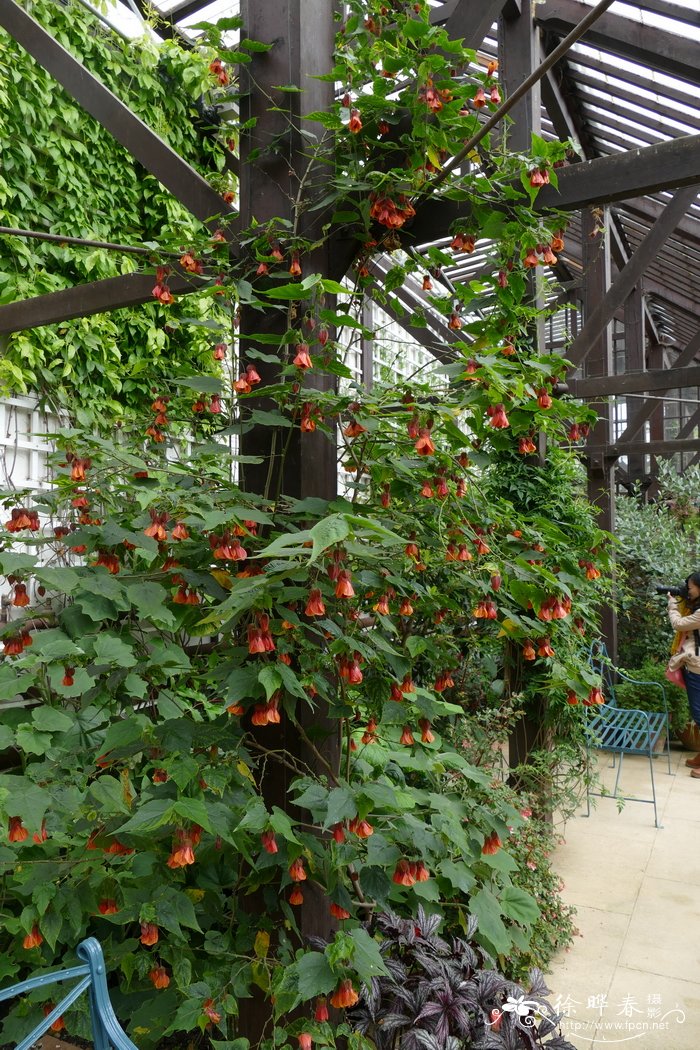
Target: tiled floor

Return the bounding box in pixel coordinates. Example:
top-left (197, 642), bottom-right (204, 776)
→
top-left (548, 747), bottom-right (700, 1048)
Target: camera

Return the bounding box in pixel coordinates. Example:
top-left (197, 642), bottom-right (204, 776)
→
top-left (654, 584), bottom-right (687, 598)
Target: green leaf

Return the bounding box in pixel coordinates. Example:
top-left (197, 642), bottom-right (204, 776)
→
top-left (29, 629), bottom-right (83, 662)
top-left (92, 633), bottom-right (137, 667)
top-left (100, 714), bottom-right (150, 755)
top-left (438, 860), bottom-right (476, 894)
top-left (31, 707), bottom-right (73, 733)
top-left (296, 952), bottom-right (336, 999)
top-left (90, 775), bottom-right (132, 816)
top-left (41, 908), bottom-right (63, 951)
top-left (115, 799), bottom-right (173, 836)
top-left (268, 807), bottom-right (302, 844)
top-left (470, 887), bottom-right (511, 956)
top-left (0, 552), bottom-right (37, 575)
top-left (310, 514), bottom-right (350, 563)
top-left (500, 885), bottom-right (540, 925)
top-left (263, 279), bottom-right (319, 299)
top-left (15, 726), bottom-right (52, 755)
top-left (324, 786), bottom-right (356, 828)
top-left (258, 665), bottom-right (283, 700)
top-left (348, 928), bottom-right (390, 980)
top-left (127, 582), bottom-right (176, 627)
top-left (35, 567), bottom-right (80, 592)
top-left (173, 797), bottom-right (213, 832)
top-left (173, 376), bottom-right (222, 394)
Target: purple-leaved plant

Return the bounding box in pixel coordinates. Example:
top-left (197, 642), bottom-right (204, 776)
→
top-left (346, 908), bottom-right (577, 1050)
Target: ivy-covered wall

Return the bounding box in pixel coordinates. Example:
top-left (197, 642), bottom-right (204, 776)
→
top-left (0, 0), bottom-right (232, 422)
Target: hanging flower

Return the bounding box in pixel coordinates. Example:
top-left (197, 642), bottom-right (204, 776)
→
top-left (400, 725), bottom-right (414, 746)
top-left (293, 342), bottom-right (312, 371)
top-left (261, 830), bottom-right (278, 854)
top-left (305, 588), bottom-right (326, 616)
top-left (209, 57), bottom-right (229, 85)
top-left (348, 816), bottom-right (374, 838)
top-left (482, 831), bottom-right (502, 855)
top-left (95, 550), bottom-right (120, 574)
top-left (22, 924), bottom-right (43, 950)
top-left (8, 817), bottom-right (28, 843)
top-left (149, 966), bottom-right (171, 989)
top-left (167, 828), bottom-right (196, 868)
top-left (203, 999), bottom-right (222, 1025)
top-left (488, 403), bottom-right (509, 428)
top-left (43, 1003), bottom-right (65, 1033)
top-left (518, 435), bottom-right (538, 455)
top-left (315, 997), bottom-right (329, 1022)
top-left (289, 883), bottom-right (304, 905)
top-left (32, 820), bottom-right (48, 844)
top-left (343, 419), bottom-right (367, 438)
top-left (537, 638), bottom-right (555, 658)
top-left (472, 86), bottom-right (486, 108)
top-left (418, 718), bottom-right (434, 744)
top-left (523, 248), bottom-right (539, 268)
top-left (348, 109), bottom-right (362, 133)
top-left (522, 640), bottom-right (536, 661)
top-left (331, 823), bottom-right (346, 844)
top-left (489, 85), bottom-right (501, 104)
top-left (335, 569), bottom-right (355, 599)
top-left (289, 251), bottom-right (302, 277)
top-left (392, 858), bottom-right (416, 886)
top-left (330, 979), bottom-right (359, 1008)
top-left (140, 922), bottom-right (159, 946)
top-left (288, 857), bottom-right (307, 882)
top-left (537, 387), bottom-right (553, 409)
top-left (585, 687), bottom-right (605, 706)
top-left (12, 583), bottom-right (29, 607)
top-left (414, 427), bottom-right (435, 455)
top-left (98, 899), bottom-right (118, 915)
top-left (330, 902), bottom-right (351, 920)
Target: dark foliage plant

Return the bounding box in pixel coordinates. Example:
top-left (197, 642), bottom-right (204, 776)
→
top-left (347, 909), bottom-right (576, 1050)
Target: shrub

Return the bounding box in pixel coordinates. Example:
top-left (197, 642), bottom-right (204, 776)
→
top-left (613, 658), bottom-right (689, 738)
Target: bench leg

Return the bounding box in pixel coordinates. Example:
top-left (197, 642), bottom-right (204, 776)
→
top-left (647, 743), bottom-right (662, 829)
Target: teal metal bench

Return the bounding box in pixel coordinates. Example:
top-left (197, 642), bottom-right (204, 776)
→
top-left (585, 641), bottom-right (673, 828)
top-left (0, 937), bottom-right (137, 1050)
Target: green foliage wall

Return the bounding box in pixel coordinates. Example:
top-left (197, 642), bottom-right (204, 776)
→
top-left (0, 0), bottom-right (231, 420)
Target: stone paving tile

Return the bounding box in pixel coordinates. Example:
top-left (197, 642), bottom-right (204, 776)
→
top-left (548, 749), bottom-right (699, 1049)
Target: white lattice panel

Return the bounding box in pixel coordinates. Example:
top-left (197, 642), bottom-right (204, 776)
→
top-left (0, 396), bottom-right (65, 492)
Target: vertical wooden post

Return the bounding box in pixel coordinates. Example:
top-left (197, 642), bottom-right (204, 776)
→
top-left (499, 4), bottom-right (552, 797)
top-left (582, 205), bottom-right (618, 661)
top-left (236, 4), bottom-right (341, 1037)
top-left (624, 285), bottom-right (646, 486)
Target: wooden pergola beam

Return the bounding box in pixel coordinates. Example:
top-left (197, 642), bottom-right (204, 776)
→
top-left (616, 328), bottom-right (700, 441)
top-left (0, 0), bottom-right (233, 232)
top-left (407, 134), bottom-right (700, 246)
top-left (565, 186), bottom-right (698, 369)
top-left (0, 273), bottom-right (197, 335)
top-left (569, 363), bottom-right (700, 399)
top-left (585, 438), bottom-right (700, 457)
top-left (536, 0), bottom-right (700, 87)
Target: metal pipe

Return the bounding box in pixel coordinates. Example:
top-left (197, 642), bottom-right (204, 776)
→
top-left (0, 225), bottom-right (179, 258)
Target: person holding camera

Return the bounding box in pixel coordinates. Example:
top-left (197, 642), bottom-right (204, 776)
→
top-left (667, 573), bottom-right (700, 774)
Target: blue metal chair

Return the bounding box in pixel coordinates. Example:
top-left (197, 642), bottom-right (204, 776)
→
top-left (584, 641), bottom-right (673, 828)
top-left (0, 937), bottom-right (137, 1050)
